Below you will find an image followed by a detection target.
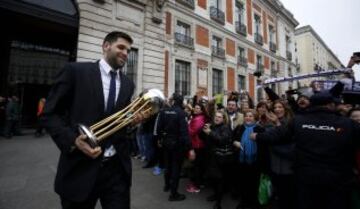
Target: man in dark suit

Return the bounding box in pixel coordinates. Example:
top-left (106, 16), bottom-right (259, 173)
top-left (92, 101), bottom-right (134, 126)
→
top-left (42, 31), bottom-right (136, 209)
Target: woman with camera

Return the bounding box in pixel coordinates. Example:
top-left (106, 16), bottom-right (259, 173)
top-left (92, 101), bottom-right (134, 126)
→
top-left (200, 110), bottom-right (233, 209)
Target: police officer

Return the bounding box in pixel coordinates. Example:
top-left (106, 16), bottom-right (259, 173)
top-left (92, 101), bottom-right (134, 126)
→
top-left (155, 93), bottom-right (193, 201)
top-left (251, 90), bottom-right (360, 209)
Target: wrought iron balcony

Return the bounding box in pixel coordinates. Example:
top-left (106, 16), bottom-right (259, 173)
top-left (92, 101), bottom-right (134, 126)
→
top-left (254, 64), bottom-right (264, 77)
top-left (174, 33), bottom-right (194, 48)
top-left (175, 0), bottom-right (195, 9)
top-left (237, 56), bottom-right (248, 67)
top-left (211, 46), bottom-right (225, 59)
top-left (286, 50), bottom-right (292, 61)
top-left (269, 41), bottom-right (276, 52)
top-left (210, 6), bottom-right (225, 25)
top-left (254, 32), bottom-right (263, 45)
top-left (235, 21), bottom-right (247, 36)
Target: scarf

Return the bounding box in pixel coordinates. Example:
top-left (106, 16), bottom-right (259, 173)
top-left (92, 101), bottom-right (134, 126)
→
top-left (239, 123), bottom-right (257, 164)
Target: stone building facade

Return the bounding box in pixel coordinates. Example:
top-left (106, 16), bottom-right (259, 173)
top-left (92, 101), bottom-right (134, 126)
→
top-left (295, 25), bottom-right (343, 87)
top-left (76, 0), bottom-right (299, 102)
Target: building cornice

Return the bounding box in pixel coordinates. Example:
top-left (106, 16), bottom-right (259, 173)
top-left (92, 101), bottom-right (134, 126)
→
top-left (295, 25), bottom-right (342, 65)
top-left (262, 0), bottom-right (299, 27)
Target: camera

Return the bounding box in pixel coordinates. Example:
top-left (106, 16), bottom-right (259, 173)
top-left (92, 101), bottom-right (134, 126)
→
top-left (353, 52), bottom-right (360, 64)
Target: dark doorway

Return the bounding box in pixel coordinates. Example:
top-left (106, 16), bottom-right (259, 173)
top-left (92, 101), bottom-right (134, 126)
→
top-left (0, 0), bottom-right (79, 127)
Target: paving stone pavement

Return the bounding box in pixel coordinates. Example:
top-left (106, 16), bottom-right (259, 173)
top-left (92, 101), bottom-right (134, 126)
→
top-left (0, 131), bottom-right (239, 209)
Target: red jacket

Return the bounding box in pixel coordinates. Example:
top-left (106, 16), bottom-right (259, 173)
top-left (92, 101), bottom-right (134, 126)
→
top-left (188, 114), bottom-right (206, 149)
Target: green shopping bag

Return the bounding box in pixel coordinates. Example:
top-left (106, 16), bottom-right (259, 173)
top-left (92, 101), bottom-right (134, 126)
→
top-left (258, 173), bottom-right (272, 205)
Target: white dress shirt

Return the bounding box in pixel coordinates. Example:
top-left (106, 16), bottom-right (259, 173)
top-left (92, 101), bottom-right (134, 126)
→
top-left (99, 59), bottom-right (121, 157)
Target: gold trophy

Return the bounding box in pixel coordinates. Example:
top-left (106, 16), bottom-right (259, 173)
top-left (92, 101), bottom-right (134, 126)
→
top-left (78, 89), bottom-right (164, 148)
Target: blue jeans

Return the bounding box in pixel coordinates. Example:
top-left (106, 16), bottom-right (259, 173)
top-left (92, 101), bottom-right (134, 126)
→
top-left (143, 133), bottom-right (155, 162)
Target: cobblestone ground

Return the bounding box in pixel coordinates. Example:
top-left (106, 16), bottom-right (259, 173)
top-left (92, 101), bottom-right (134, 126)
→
top-left (0, 131), bottom-right (239, 209)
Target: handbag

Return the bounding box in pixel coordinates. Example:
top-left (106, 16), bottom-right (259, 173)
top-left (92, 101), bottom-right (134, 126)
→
top-left (258, 173), bottom-right (272, 205)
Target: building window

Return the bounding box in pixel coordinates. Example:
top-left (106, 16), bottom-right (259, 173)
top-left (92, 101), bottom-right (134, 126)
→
top-left (286, 35), bottom-right (291, 51)
top-left (235, 1), bottom-right (246, 36)
top-left (256, 55), bottom-right (263, 70)
top-left (235, 1), bottom-right (245, 24)
top-left (237, 75), bottom-right (246, 92)
top-left (254, 14), bottom-right (261, 34)
top-left (122, 48), bottom-right (138, 84)
top-left (210, 0), bottom-right (225, 24)
top-left (269, 25), bottom-right (274, 42)
top-left (176, 21), bottom-right (191, 37)
top-left (212, 68), bottom-right (223, 95)
top-left (270, 61), bottom-right (276, 76)
top-left (210, 0), bottom-right (222, 9)
top-left (212, 35), bottom-right (225, 58)
top-left (175, 60), bottom-right (191, 96)
top-left (288, 67), bottom-right (292, 77)
top-left (239, 46), bottom-right (246, 58)
top-left (254, 14), bottom-right (263, 45)
top-left (256, 80), bottom-right (262, 102)
top-left (212, 35), bottom-right (222, 48)
top-left (238, 46), bottom-right (247, 66)
top-left (175, 21), bottom-right (193, 47)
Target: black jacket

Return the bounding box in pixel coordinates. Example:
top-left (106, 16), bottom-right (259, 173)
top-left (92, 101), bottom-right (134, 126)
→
top-left (257, 107), bottom-right (360, 183)
top-left (156, 105), bottom-right (190, 151)
top-left (41, 62), bottom-right (134, 201)
top-left (233, 124), bottom-right (269, 171)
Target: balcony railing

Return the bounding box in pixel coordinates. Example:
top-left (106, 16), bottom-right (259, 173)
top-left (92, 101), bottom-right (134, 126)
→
top-left (210, 6), bottom-right (225, 25)
top-left (270, 69), bottom-right (277, 77)
top-left (254, 32), bottom-right (263, 45)
top-left (212, 46), bottom-right (225, 58)
top-left (237, 56), bottom-right (248, 67)
top-left (235, 21), bottom-right (247, 36)
top-left (286, 50), bottom-right (292, 61)
top-left (175, 0), bottom-right (195, 9)
top-left (174, 33), bottom-right (194, 48)
top-left (269, 41), bottom-right (276, 52)
top-left (254, 64), bottom-right (264, 77)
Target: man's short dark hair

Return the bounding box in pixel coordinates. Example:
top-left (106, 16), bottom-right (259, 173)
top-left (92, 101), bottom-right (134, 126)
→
top-left (103, 31), bottom-right (133, 45)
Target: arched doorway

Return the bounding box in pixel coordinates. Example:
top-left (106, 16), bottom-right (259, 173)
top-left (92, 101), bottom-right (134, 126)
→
top-left (0, 0), bottom-right (79, 127)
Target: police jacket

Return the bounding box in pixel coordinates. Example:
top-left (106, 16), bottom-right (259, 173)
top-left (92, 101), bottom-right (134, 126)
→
top-left (156, 104), bottom-right (191, 151)
top-left (257, 107), bottom-right (360, 182)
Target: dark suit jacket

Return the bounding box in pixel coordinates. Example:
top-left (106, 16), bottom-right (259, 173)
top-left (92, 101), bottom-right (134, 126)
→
top-left (42, 61), bottom-right (134, 202)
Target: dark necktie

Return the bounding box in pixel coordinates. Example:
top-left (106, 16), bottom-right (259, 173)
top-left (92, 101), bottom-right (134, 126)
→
top-left (106, 71), bottom-right (117, 113)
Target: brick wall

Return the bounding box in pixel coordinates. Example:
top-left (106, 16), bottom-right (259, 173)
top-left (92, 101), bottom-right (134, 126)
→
top-left (226, 38), bottom-right (235, 57)
top-left (227, 67), bottom-right (235, 91)
top-left (198, 0), bottom-right (207, 9)
top-left (262, 11), bottom-right (268, 44)
top-left (196, 25), bottom-right (209, 47)
top-left (226, 0), bottom-right (233, 24)
top-left (264, 56), bottom-right (270, 69)
top-left (246, 0), bottom-right (252, 35)
top-left (248, 73), bottom-right (255, 98)
top-left (166, 12), bottom-right (171, 35)
top-left (248, 48), bottom-right (255, 64)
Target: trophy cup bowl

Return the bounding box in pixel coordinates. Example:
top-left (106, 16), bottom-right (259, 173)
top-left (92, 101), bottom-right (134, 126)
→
top-left (78, 88), bottom-right (165, 148)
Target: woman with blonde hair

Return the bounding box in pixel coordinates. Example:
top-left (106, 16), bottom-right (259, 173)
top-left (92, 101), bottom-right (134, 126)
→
top-left (267, 99), bottom-right (295, 209)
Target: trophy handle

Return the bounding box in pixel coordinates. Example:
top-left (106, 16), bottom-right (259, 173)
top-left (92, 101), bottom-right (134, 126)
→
top-left (78, 124), bottom-right (98, 148)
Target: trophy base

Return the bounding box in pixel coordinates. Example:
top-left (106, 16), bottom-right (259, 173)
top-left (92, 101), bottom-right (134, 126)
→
top-left (78, 124), bottom-right (98, 148)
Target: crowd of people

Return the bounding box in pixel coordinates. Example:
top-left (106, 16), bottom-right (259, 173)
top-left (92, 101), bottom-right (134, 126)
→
top-left (0, 96), bottom-right (46, 139)
top-left (130, 82), bottom-right (360, 209)
top-left (4, 30), bottom-right (358, 209)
